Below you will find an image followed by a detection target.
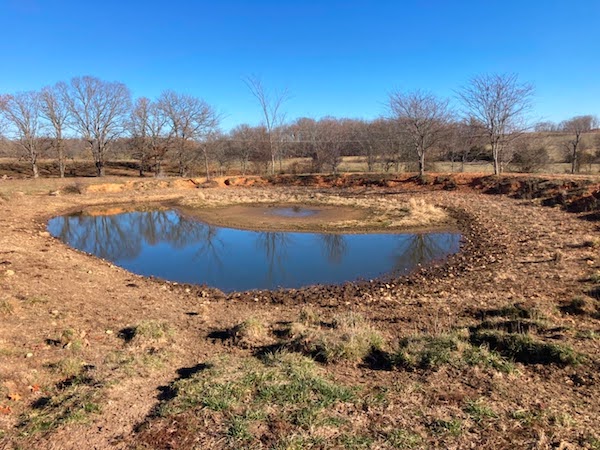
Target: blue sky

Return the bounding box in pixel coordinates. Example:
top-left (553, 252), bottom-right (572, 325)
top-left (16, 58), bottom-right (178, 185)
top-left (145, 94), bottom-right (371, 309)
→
top-left (0, 0), bottom-right (599, 130)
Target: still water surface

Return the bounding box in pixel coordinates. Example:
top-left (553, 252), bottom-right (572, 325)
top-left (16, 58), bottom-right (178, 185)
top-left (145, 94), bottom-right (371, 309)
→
top-left (47, 210), bottom-right (461, 292)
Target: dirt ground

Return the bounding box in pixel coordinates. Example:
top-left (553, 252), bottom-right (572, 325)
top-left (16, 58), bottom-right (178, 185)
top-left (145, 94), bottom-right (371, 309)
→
top-left (0, 174), bottom-right (599, 449)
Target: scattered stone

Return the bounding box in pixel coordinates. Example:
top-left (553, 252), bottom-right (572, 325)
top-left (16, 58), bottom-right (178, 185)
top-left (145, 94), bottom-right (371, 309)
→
top-left (38, 231), bottom-right (50, 238)
top-left (105, 330), bottom-right (113, 335)
top-left (25, 353), bottom-right (33, 358)
top-left (4, 270), bottom-right (15, 277)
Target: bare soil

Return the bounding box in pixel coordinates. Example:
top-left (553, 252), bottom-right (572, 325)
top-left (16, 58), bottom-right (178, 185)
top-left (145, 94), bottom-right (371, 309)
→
top-left (0, 174), bottom-right (599, 449)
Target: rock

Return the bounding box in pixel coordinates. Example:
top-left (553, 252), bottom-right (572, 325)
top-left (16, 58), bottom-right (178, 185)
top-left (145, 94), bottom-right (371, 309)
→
top-left (4, 269), bottom-right (15, 277)
top-left (38, 231), bottom-right (51, 238)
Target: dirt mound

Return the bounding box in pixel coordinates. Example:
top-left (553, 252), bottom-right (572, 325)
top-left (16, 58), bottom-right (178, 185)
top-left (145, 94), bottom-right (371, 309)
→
top-left (471, 175), bottom-right (600, 217)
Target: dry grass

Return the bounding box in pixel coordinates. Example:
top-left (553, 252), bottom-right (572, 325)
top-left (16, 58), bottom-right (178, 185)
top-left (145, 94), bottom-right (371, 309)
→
top-left (180, 188), bottom-right (451, 231)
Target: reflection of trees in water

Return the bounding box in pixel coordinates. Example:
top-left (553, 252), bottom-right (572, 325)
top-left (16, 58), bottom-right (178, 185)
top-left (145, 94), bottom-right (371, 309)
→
top-left (391, 233), bottom-right (459, 274)
top-left (256, 232), bottom-right (293, 286)
top-left (319, 234), bottom-right (347, 264)
top-left (49, 210), bottom-right (221, 262)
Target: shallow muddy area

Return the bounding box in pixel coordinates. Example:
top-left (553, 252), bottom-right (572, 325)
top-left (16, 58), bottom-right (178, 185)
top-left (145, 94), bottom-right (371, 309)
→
top-left (47, 208), bottom-right (461, 292)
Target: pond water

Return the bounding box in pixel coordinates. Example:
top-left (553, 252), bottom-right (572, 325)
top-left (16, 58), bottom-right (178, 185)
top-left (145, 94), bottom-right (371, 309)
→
top-left (47, 210), bottom-right (461, 292)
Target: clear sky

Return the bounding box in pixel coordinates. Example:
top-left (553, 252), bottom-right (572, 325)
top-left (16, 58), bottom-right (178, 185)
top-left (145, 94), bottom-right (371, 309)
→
top-left (1, 0), bottom-right (599, 130)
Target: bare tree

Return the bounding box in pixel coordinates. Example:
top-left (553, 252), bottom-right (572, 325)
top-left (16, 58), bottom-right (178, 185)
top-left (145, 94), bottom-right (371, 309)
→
top-left (244, 75), bottom-right (290, 174)
top-left (229, 124), bottom-right (270, 175)
top-left (129, 97), bottom-right (155, 176)
top-left (389, 90), bottom-right (452, 177)
top-left (445, 118), bottom-right (487, 172)
top-left (40, 82), bottom-right (70, 177)
top-left (457, 73), bottom-right (534, 175)
top-left (63, 76), bottom-right (131, 177)
top-left (0, 91), bottom-right (42, 178)
top-left (560, 115), bottom-right (598, 174)
top-left (157, 91), bottom-right (220, 177)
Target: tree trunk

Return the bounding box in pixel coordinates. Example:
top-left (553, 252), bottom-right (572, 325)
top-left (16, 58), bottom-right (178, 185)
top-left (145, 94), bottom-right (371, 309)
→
top-left (32, 162), bottom-right (39, 179)
top-left (57, 140), bottom-right (66, 178)
top-left (418, 151), bottom-right (425, 177)
top-left (203, 147), bottom-right (210, 180)
top-left (492, 145), bottom-right (500, 175)
top-left (95, 160), bottom-right (105, 177)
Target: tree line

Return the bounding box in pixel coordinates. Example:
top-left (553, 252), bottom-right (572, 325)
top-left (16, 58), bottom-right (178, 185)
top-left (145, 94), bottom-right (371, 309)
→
top-left (1, 74), bottom-right (598, 179)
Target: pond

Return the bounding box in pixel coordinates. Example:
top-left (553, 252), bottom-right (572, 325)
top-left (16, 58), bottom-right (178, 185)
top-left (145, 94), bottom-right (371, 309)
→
top-left (47, 209), bottom-right (461, 292)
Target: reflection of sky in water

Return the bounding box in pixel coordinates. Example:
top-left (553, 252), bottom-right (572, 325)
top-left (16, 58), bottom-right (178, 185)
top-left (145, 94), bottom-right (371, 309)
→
top-left (48, 210), bottom-right (461, 292)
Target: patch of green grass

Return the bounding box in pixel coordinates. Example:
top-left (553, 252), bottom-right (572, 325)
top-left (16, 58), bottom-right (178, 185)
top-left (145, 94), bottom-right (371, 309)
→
top-left (19, 369), bottom-right (103, 435)
top-left (470, 330), bottom-right (583, 366)
top-left (394, 334), bottom-right (461, 370)
top-left (104, 350), bottom-right (170, 377)
top-left (23, 295), bottom-right (48, 305)
top-left (582, 236), bottom-right (600, 248)
top-left (298, 306), bottom-right (320, 326)
top-left (297, 312), bottom-right (385, 364)
top-left (230, 316), bottom-right (269, 347)
top-left (585, 435), bottom-right (600, 450)
top-left (57, 328), bottom-right (85, 352)
top-left (131, 320), bottom-right (174, 343)
top-left (462, 345), bottom-right (517, 373)
top-left (0, 299), bottom-right (14, 315)
top-left (158, 352), bottom-right (356, 445)
top-left (386, 429), bottom-right (423, 448)
top-left (49, 357), bottom-right (87, 378)
top-left (464, 399), bottom-right (498, 423)
top-left (589, 272), bottom-right (600, 283)
top-left (273, 435), bottom-right (326, 449)
top-left (482, 303), bottom-right (542, 321)
top-left (560, 297), bottom-right (588, 316)
top-left (575, 329), bottom-right (600, 340)
top-left (427, 418), bottom-right (463, 436)
top-left (225, 416), bottom-right (252, 446)
top-left (336, 433), bottom-right (375, 449)
top-left (510, 408), bottom-right (542, 426)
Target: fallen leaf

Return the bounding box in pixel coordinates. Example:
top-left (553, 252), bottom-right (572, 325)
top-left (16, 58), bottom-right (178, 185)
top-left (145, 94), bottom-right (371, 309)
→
top-left (28, 384), bottom-right (41, 392)
top-left (7, 393), bottom-right (21, 401)
top-left (0, 405), bottom-right (12, 414)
